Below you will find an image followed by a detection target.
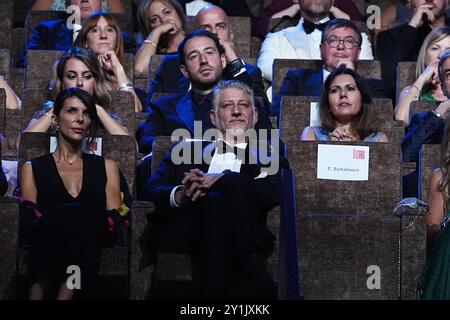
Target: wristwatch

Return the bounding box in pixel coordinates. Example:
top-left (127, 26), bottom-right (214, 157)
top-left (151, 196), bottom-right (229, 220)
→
top-left (432, 109), bottom-right (443, 118)
top-left (226, 59), bottom-right (246, 77)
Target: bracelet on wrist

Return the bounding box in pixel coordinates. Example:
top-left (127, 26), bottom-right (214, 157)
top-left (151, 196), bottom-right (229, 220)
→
top-left (144, 39), bottom-right (157, 47)
top-left (405, 86), bottom-right (419, 99)
top-left (117, 81), bottom-right (134, 91)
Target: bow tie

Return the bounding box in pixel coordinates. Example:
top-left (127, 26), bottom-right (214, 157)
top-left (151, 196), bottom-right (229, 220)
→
top-left (192, 91), bottom-right (214, 109)
top-left (302, 19), bottom-right (329, 34)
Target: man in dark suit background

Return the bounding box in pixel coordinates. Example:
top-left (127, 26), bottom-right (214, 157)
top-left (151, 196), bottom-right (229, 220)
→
top-left (145, 80), bottom-right (283, 299)
top-left (136, 29), bottom-right (272, 155)
top-left (377, 0), bottom-right (449, 101)
top-left (148, 4), bottom-right (267, 106)
top-left (273, 19), bottom-right (386, 116)
top-left (18, 0), bottom-right (135, 68)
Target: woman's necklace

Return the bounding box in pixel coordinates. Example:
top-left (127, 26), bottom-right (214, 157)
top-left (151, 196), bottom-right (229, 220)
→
top-left (54, 153), bottom-right (79, 166)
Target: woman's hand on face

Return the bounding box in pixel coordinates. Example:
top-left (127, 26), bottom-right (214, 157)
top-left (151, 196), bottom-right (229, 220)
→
top-left (419, 66), bottom-right (437, 85)
top-left (98, 50), bottom-right (123, 73)
top-left (329, 127), bottom-right (355, 141)
top-left (153, 21), bottom-right (178, 37)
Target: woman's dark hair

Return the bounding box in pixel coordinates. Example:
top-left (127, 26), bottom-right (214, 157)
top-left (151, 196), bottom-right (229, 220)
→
top-left (178, 29), bottom-right (225, 66)
top-left (54, 87), bottom-right (100, 143)
top-left (319, 66), bottom-right (377, 140)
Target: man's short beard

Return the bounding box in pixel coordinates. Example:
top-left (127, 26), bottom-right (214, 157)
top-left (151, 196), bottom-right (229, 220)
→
top-left (301, 7), bottom-right (329, 20)
top-left (191, 77), bottom-right (220, 91)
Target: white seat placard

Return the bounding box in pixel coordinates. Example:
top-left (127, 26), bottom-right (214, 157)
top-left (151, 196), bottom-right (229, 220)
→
top-left (317, 144), bottom-right (370, 181)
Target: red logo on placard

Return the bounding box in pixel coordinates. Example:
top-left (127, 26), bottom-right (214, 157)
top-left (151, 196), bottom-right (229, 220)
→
top-left (353, 149), bottom-right (365, 159)
top-left (89, 141), bottom-right (98, 152)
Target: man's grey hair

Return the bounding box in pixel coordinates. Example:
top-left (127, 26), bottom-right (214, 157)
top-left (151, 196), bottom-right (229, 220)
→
top-left (212, 80), bottom-right (255, 112)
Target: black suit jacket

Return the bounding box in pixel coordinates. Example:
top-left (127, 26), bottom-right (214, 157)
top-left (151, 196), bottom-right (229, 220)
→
top-left (272, 68), bottom-right (387, 116)
top-left (136, 91), bottom-right (273, 154)
top-left (17, 18), bottom-right (137, 68)
top-left (148, 53), bottom-right (268, 107)
top-left (143, 139), bottom-right (286, 260)
top-left (145, 140), bottom-right (283, 209)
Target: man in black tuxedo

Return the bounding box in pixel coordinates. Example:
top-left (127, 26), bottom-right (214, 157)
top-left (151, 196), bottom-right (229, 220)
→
top-left (17, 0), bottom-right (135, 68)
top-left (377, 0), bottom-right (449, 101)
top-left (145, 80), bottom-right (283, 299)
top-left (136, 29), bottom-right (272, 155)
top-left (273, 19), bottom-right (386, 116)
top-left (148, 4), bottom-right (267, 107)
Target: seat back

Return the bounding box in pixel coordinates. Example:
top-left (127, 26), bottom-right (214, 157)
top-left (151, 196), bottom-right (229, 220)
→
top-left (289, 141), bottom-right (402, 215)
top-left (0, 49), bottom-right (10, 79)
top-left (272, 59), bottom-right (382, 98)
top-left (287, 140), bottom-right (425, 299)
top-left (396, 61), bottom-right (417, 101)
top-left (419, 144), bottom-right (441, 202)
top-left (0, 196), bottom-right (20, 299)
top-left (280, 96), bottom-right (404, 146)
top-left (410, 100), bottom-right (435, 118)
top-left (151, 136), bottom-right (173, 174)
top-left (25, 50), bottom-right (62, 89)
top-left (0, 89), bottom-right (6, 136)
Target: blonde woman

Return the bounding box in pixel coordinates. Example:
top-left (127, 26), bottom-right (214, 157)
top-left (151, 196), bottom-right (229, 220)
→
top-left (395, 26), bottom-right (450, 126)
top-left (134, 0), bottom-right (186, 76)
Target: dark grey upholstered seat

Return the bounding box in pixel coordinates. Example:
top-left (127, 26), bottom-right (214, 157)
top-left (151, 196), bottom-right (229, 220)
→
top-left (15, 132), bottom-right (151, 299)
top-left (272, 59), bottom-right (382, 99)
top-left (0, 49), bottom-right (10, 80)
top-left (396, 61), bottom-right (417, 102)
top-left (419, 144), bottom-right (440, 202)
top-left (279, 96), bottom-right (405, 145)
top-left (0, 88), bottom-right (21, 156)
top-left (145, 136), bottom-right (282, 299)
top-left (0, 196), bottom-right (20, 299)
top-left (286, 140), bottom-right (426, 299)
top-left (0, 1), bottom-right (13, 51)
top-left (410, 100), bottom-right (436, 120)
top-left (24, 50), bottom-right (62, 89)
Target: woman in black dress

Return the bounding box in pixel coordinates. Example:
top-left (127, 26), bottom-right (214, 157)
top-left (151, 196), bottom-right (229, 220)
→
top-left (20, 88), bottom-right (122, 300)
